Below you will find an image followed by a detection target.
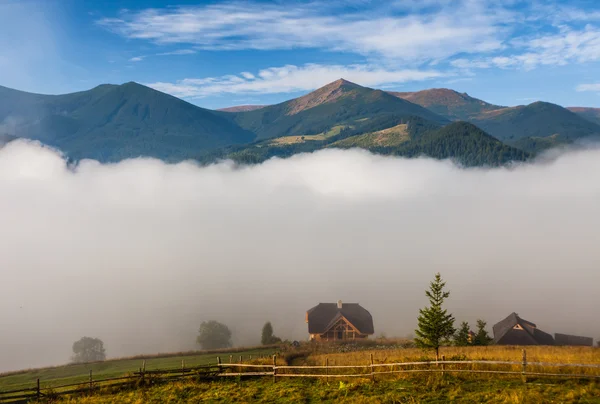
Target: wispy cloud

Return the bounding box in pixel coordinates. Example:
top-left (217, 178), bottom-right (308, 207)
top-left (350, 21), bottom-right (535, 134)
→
top-left (451, 25), bottom-right (600, 71)
top-left (576, 83), bottom-right (600, 92)
top-left (98, 1), bottom-right (506, 63)
top-left (129, 56), bottom-right (144, 62)
top-left (145, 63), bottom-right (444, 98)
top-left (156, 49), bottom-right (197, 56)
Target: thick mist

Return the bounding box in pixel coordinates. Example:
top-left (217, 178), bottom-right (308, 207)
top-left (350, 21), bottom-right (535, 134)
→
top-left (1, 141), bottom-right (599, 372)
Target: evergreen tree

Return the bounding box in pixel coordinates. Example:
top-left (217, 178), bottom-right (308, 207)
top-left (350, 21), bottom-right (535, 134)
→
top-left (261, 321), bottom-right (282, 345)
top-left (261, 322), bottom-right (274, 345)
top-left (415, 273), bottom-right (455, 359)
top-left (473, 319), bottom-right (493, 346)
top-left (454, 321), bottom-right (471, 346)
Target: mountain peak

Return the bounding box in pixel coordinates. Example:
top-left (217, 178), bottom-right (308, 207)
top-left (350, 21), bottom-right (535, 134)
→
top-left (284, 79), bottom-right (363, 115)
top-left (389, 88), bottom-right (503, 121)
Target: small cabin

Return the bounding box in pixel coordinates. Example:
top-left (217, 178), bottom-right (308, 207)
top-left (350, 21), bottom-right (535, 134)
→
top-left (493, 313), bottom-right (555, 345)
top-left (493, 313), bottom-right (594, 346)
top-left (306, 300), bottom-right (374, 341)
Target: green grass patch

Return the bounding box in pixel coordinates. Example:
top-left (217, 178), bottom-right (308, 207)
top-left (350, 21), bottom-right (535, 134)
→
top-left (0, 348), bottom-right (275, 393)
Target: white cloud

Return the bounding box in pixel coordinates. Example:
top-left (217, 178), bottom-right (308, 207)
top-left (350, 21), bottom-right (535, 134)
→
top-left (98, 1), bottom-right (506, 63)
top-left (146, 63), bottom-right (444, 98)
top-left (451, 25), bottom-right (600, 71)
top-left (156, 49), bottom-right (197, 56)
top-left (576, 83), bottom-right (600, 92)
top-left (129, 56), bottom-right (144, 62)
top-left (2, 140), bottom-right (600, 372)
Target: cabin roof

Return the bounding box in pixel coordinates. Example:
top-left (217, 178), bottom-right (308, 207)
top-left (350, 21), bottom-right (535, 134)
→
top-left (493, 312), bottom-right (554, 345)
top-left (307, 303), bottom-right (374, 335)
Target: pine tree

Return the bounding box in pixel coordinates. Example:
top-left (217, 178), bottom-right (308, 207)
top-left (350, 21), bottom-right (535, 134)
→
top-left (415, 273), bottom-right (455, 360)
top-left (454, 321), bottom-right (471, 346)
top-left (473, 319), bottom-right (493, 346)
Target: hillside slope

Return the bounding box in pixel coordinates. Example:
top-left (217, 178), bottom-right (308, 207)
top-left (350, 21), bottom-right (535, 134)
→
top-left (217, 105), bottom-right (267, 112)
top-left (228, 79), bottom-right (448, 140)
top-left (0, 83), bottom-right (255, 162)
top-left (471, 102), bottom-right (600, 149)
top-left (390, 88), bottom-right (503, 121)
top-left (568, 107), bottom-right (600, 126)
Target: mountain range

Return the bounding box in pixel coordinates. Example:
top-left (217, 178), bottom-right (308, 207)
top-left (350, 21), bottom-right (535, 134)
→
top-left (1, 79), bottom-right (599, 166)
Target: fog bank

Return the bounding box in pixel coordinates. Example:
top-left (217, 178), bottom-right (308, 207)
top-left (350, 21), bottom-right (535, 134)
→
top-left (1, 141), bottom-right (599, 372)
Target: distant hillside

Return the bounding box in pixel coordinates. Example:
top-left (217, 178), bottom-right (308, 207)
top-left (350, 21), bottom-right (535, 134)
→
top-left (0, 83), bottom-right (255, 162)
top-left (568, 107), bottom-right (600, 126)
top-left (207, 119), bottom-right (528, 167)
top-left (228, 79), bottom-right (448, 140)
top-left (329, 124), bottom-right (410, 148)
top-left (217, 105), bottom-right (267, 112)
top-left (470, 101), bottom-right (600, 150)
top-left (389, 121), bottom-right (529, 166)
top-left (390, 88), bottom-right (503, 121)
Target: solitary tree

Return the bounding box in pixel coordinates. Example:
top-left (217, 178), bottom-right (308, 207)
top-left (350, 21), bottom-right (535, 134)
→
top-left (415, 273), bottom-right (455, 360)
top-left (72, 337), bottom-right (106, 363)
top-left (473, 319), bottom-right (493, 346)
top-left (196, 321), bottom-right (232, 350)
top-left (454, 321), bottom-right (471, 346)
top-left (261, 322), bottom-right (282, 345)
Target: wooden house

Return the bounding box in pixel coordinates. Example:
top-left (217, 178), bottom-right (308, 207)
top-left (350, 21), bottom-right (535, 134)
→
top-left (306, 300), bottom-right (374, 341)
top-left (555, 333), bottom-right (594, 347)
top-left (492, 313), bottom-right (555, 345)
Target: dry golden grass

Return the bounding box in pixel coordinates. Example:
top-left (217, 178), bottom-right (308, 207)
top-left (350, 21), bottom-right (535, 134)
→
top-left (268, 125), bottom-right (346, 145)
top-left (329, 124), bottom-right (409, 148)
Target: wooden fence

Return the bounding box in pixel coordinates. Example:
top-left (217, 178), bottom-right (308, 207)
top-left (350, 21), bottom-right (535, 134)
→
top-left (2, 350), bottom-right (600, 403)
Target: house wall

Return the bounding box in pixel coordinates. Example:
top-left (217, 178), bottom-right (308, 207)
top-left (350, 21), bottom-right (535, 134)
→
top-left (310, 332), bottom-right (368, 341)
top-left (555, 333), bottom-right (594, 346)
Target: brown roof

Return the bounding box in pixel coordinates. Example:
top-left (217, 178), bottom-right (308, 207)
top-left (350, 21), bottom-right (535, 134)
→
top-left (307, 303), bottom-right (374, 335)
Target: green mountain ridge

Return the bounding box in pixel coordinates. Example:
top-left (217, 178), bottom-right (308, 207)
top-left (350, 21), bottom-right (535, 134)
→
top-left (0, 82), bottom-right (256, 161)
top-left (212, 120), bottom-right (528, 167)
top-left (470, 101), bottom-right (600, 151)
top-left (568, 107), bottom-right (600, 126)
top-left (1, 79), bottom-right (599, 165)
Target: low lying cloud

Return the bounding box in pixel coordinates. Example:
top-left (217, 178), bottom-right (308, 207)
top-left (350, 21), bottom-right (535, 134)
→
top-left (1, 140), bottom-right (600, 372)
top-left (146, 63), bottom-right (443, 98)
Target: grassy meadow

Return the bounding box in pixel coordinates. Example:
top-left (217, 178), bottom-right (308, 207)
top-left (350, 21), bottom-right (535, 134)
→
top-left (55, 377), bottom-right (600, 403)
top-left (0, 347), bottom-right (275, 393)
top-left (3, 344), bottom-right (599, 403)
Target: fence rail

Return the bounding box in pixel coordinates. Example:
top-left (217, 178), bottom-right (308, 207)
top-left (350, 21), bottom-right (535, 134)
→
top-left (2, 350), bottom-right (600, 402)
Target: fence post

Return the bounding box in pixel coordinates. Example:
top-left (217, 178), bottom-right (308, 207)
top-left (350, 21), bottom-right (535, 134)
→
top-left (230, 355), bottom-right (233, 364)
top-left (36, 378), bottom-right (40, 399)
top-left (272, 355), bottom-right (277, 383)
top-left (325, 357), bottom-right (329, 383)
top-left (521, 349), bottom-right (527, 383)
top-left (89, 370), bottom-right (93, 395)
top-left (239, 355), bottom-right (243, 374)
top-left (142, 360), bottom-right (146, 383)
top-left (182, 360), bottom-right (185, 377)
top-left (441, 355), bottom-right (445, 377)
top-left (217, 356), bottom-right (222, 374)
top-left (370, 353), bottom-right (375, 382)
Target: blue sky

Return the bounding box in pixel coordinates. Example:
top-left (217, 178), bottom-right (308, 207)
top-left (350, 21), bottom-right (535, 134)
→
top-left (1, 0), bottom-right (600, 109)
